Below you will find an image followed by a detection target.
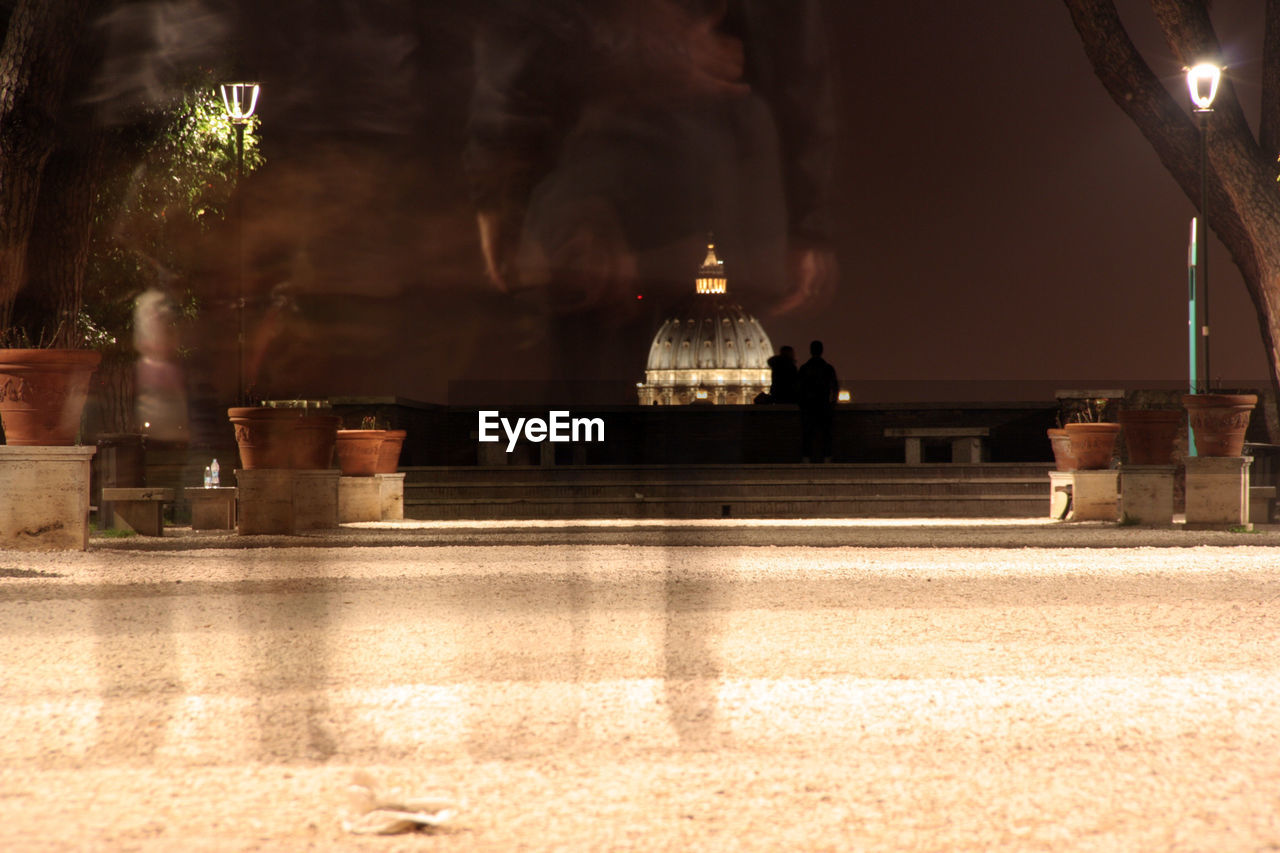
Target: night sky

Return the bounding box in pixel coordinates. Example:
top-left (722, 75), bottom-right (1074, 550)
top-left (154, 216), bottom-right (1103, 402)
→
top-left (209, 1), bottom-right (1270, 406)
top-left (820, 0), bottom-right (1267, 402)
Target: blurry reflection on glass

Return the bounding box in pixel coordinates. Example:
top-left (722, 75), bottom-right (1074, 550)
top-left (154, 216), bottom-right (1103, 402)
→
top-left (465, 0), bottom-right (837, 390)
top-left (134, 288), bottom-right (189, 441)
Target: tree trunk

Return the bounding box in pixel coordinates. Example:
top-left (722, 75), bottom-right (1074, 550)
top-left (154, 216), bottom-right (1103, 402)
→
top-left (1063, 0), bottom-right (1280, 432)
top-left (0, 0), bottom-right (91, 336)
top-left (10, 132), bottom-right (108, 347)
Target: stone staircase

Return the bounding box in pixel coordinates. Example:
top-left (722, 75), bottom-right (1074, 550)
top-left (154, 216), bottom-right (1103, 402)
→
top-left (402, 463), bottom-right (1053, 520)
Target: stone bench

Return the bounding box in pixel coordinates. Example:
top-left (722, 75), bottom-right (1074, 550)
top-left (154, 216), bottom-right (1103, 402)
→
top-left (1250, 485), bottom-right (1275, 525)
top-left (188, 486), bottom-right (238, 530)
top-left (884, 427), bottom-right (989, 464)
top-left (100, 487), bottom-right (175, 536)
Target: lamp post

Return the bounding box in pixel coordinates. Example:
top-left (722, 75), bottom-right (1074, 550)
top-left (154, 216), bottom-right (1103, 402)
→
top-left (220, 81), bottom-right (260, 405)
top-left (1186, 62), bottom-right (1221, 392)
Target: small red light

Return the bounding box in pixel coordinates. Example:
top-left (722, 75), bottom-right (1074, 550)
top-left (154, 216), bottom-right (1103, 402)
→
top-left (636, 294), bottom-right (644, 300)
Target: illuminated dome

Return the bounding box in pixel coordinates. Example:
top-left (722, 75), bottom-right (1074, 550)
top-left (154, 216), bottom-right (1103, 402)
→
top-left (637, 243), bottom-right (774, 405)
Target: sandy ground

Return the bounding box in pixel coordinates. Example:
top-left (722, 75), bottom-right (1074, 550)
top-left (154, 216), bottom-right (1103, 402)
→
top-left (0, 519), bottom-right (1278, 851)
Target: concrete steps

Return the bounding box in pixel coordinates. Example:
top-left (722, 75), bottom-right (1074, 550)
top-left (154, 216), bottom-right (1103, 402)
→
top-left (402, 463), bottom-right (1053, 519)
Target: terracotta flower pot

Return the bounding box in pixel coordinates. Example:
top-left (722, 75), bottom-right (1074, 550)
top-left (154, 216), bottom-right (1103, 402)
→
top-left (228, 407), bottom-right (301, 469)
top-left (1064, 422), bottom-right (1121, 470)
top-left (1117, 409), bottom-right (1182, 466)
top-left (0, 348), bottom-right (101, 446)
top-left (375, 429), bottom-right (406, 474)
top-left (1182, 393), bottom-right (1257, 457)
top-left (1047, 428), bottom-right (1078, 472)
top-left (291, 414), bottom-right (341, 470)
top-left (335, 429), bottom-right (385, 476)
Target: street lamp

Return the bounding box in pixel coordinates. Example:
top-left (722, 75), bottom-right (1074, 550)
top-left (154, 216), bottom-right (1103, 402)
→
top-left (1186, 62), bottom-right (1221, 391)
top-left (220, 81), bottom-right (260, 404)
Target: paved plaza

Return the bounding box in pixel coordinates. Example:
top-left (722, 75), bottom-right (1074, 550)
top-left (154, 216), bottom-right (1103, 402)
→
top-left (1, 519), bottom-right (1278, 851)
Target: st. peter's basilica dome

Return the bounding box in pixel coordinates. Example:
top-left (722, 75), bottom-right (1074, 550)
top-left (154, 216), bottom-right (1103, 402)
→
top-left (637, 243), bottom-right (773, 405)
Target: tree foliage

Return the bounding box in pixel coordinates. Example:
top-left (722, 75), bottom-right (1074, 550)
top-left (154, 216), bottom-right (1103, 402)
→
top-left (85, 86), bottom-right (264, 356)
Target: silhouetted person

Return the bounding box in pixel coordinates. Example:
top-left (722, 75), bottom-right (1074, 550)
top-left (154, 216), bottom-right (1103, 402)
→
top-left (767, 344), bottom-right (797, 404)
top-left (797, 339), bottom-right (837, 462)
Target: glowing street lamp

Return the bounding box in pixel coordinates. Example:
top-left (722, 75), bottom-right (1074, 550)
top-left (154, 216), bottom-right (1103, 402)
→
top-left (1186, 63), bottom-right (1221, 112)
top-left (220, 82), bottom-right (260, 404)
top-left (1185, 63), bottom-right (1220, 391)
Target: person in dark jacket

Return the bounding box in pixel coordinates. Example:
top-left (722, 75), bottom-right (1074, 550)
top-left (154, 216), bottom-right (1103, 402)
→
top-left (796, 339), bottom-right (837, 462)
top-left (766, 344), bottom-right (797, 404)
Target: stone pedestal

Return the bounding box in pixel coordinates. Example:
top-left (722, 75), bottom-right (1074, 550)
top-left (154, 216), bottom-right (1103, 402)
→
top-left (1071, 469), bottom-right (1119, 521)
top-left (294, 469), bottom-right (339, 530)
top-left (236, 469), bottom-right (295, 535)
top-left (339, 476), bottom-right (381, 522)
top-left (1185, 456), bottom-right (1251, 530)
top-left (1119, 465), bottom-right (1175, 526)
top-left (1048, 471), bottom-right (1073, 519)
top-left (189, 486), bottom-right (237, 530)
top-left (0, 446), bottom-right (96, 550)
top-left (377, 472), bottom-right (405, 520)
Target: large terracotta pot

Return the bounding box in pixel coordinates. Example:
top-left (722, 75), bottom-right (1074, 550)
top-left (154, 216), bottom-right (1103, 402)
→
top-left (0, 349), bottom-right (101, 446)
top-left (291, 414), bottom-right (341, 470)
top-left (1182, 393), bottom-right (1257, 457)
top-left (1117, 409), bottom-right (1182, 466)
top-left (228, 407), bottom-right (301, 469)
top-left (1047, 428), bottom-right (1077, 472)
top-left (1064, 422), bottom-right (1121, 470)
top-left (335, 429), bottom-right (385, 476)
top-left (375, 429), bottom-right (406, 474)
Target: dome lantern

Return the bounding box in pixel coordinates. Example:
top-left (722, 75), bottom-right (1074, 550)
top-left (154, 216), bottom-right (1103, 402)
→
top-left (695, 242), bottom-right (728, 295)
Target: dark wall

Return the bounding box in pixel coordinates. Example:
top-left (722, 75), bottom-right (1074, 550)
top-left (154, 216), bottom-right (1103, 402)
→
top-left (342, 401), bottom-right (1063, 466)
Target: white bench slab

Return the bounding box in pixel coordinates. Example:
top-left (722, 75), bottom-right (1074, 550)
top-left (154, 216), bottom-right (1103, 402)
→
top-left (885, 427), bottom-right (990, 464)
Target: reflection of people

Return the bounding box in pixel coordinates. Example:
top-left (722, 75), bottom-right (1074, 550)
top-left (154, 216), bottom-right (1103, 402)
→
top-left (464, 0), bottom-right (837, 392)
top-left (766, 344), bottom-right (797, 404)
top-left (133, 289), bottom-right (189, 441)
top-left (797, 339), bottom-right (837, 462)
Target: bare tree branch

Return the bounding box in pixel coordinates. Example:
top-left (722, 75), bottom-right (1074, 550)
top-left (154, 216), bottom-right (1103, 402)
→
top-left (1062, 0), bottom-right (1258, 283)
top-left (1064, 0), bottom-right (1280, 419)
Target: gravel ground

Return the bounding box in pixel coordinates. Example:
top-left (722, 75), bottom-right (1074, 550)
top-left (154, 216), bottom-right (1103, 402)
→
top-left (0, 519), bottom-right (1278, 851)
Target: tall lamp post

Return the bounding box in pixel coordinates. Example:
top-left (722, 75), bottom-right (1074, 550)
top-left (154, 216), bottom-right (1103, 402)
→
top-left (1186, 62), bottom-right (1221, 392)
top-left (220, 81), bottom-right (260, 405)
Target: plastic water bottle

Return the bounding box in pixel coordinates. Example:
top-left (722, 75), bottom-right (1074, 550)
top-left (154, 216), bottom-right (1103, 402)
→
top-left (210, 459), bottom-right (220, 487)
top-left (203, 465), bottom-right (212, 488)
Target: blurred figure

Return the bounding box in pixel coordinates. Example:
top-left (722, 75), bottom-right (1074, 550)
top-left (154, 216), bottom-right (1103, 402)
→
top-left (464, 0), bottom-right (837, 394)
top-left (767, 344), bottom-right (797, 404)
top-left (797, 338), bottom-right (837, 462)
top-left (133, 288), bottom-right (189, 442)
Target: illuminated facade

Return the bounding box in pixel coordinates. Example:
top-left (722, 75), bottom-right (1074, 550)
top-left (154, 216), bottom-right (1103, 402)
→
top-left (637, 243), bottom-right (774, 406)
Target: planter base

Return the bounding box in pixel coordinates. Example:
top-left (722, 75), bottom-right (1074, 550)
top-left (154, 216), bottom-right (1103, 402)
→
top-left (1070, 469), bottom-right (1119, 522)
top-left (0, 446), bottom-right (96, 550)
top-left (1120, 465), bottom-right (1175, 527)
top-left (339, 476), bottom-right (381, 522)
top-left (379, 473), bottom-right (405, 520)
top-left (1048, 471), bottom-right (1073, 519)
top-left (294, 470), bottom-right (339, 530)
top-left (1184, 456), bottom-right (1251, 529)
top-left (236, 469), bottom-right (295, 535)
